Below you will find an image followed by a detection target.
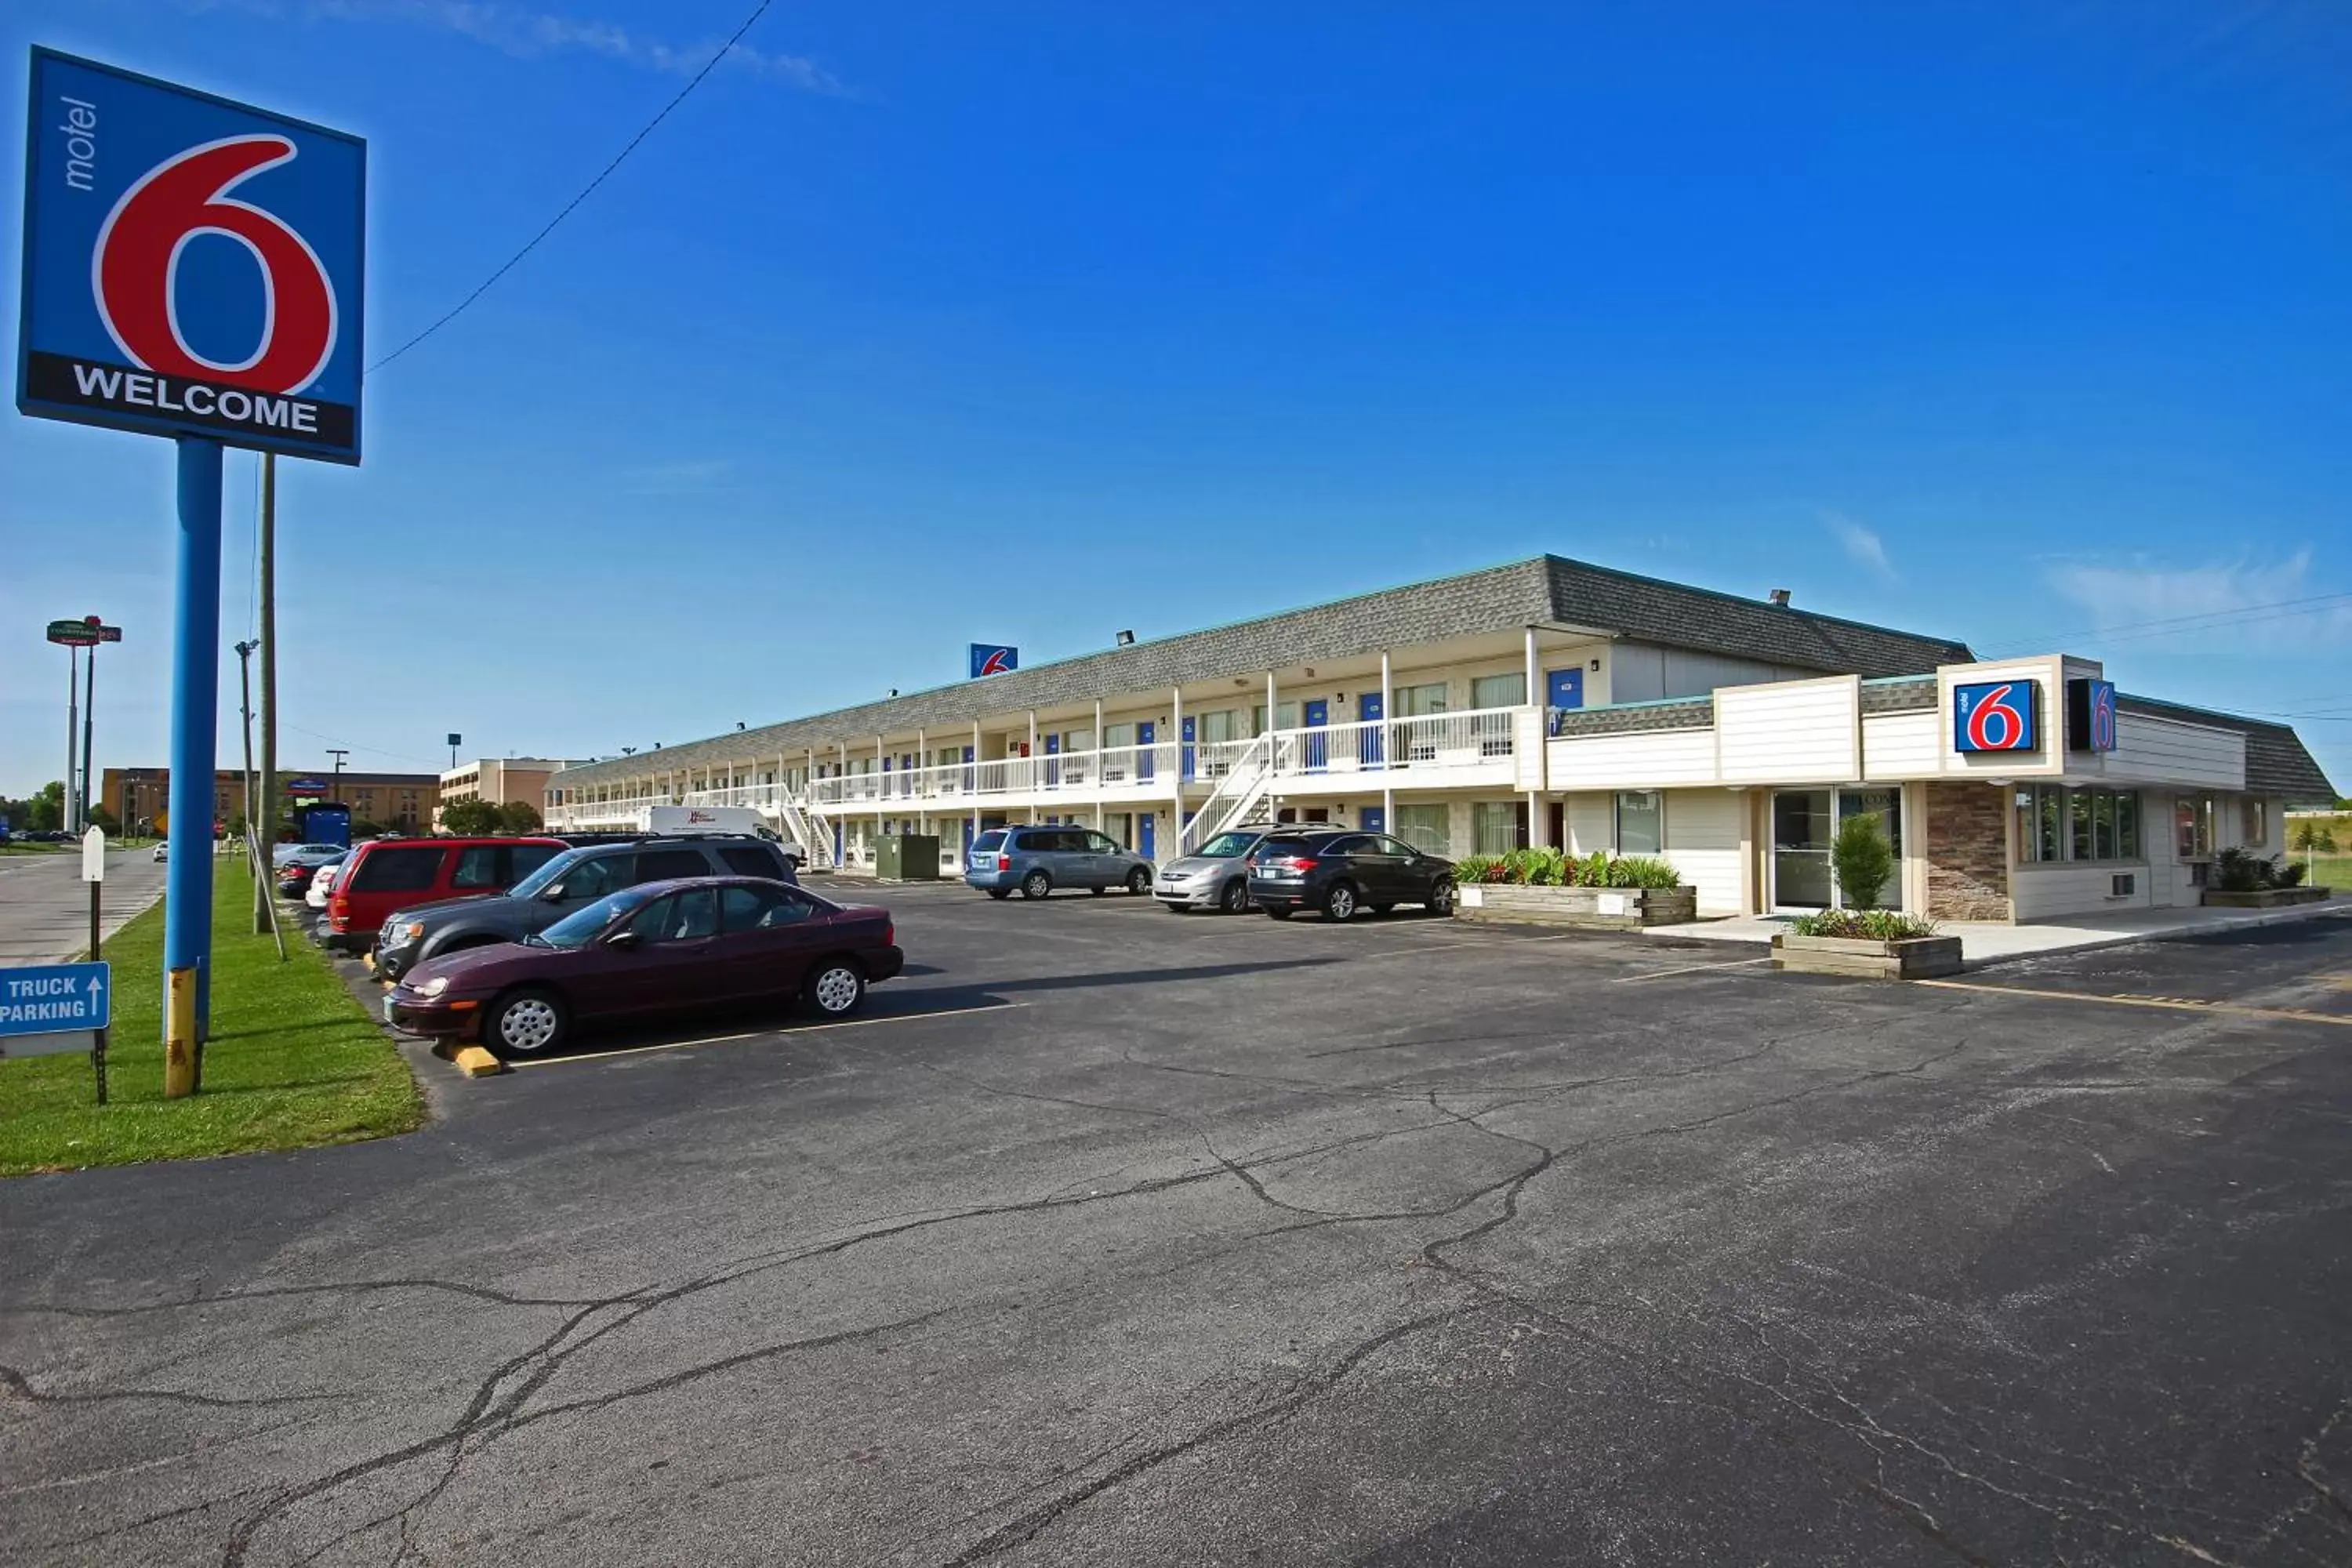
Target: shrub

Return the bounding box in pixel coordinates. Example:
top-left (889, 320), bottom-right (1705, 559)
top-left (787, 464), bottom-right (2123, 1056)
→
top-left (2278, 859), bottom-right (2309, 888)
top-left (1789, 909), bottom-right (1936, 940)
top-left (1606, 855), bottom-right (1683, 890)
top-left (1455, 854), bottom-right (1506, 884)
top-left (1831, 811), bottom-right (1895, 909)
top-left (2213, 847), bottom-right (2292, 893)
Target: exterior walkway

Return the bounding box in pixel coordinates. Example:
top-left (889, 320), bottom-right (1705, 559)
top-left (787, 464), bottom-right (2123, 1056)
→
top-left (1648, 895), bottom-right (2350, 967)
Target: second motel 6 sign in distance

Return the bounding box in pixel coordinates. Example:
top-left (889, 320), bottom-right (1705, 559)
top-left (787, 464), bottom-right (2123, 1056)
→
top-left (17, 47), bottom-right (365, 463)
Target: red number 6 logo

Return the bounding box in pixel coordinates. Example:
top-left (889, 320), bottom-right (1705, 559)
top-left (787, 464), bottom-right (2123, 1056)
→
top-left (1965, 683), bottom-right (2024, 750)
top-left (93, 136), bottom-right (337, 396)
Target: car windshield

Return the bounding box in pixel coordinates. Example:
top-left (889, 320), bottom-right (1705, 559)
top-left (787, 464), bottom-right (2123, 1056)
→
top-left (533, 887), bottom-right (659, 950)
top-left (508, 846), bottom-right (588, 900)
top-left (1196, 832), bottom-right (1261, 858)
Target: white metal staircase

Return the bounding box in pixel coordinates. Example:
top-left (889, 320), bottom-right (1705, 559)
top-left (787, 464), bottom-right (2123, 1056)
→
top-left (1178, 732), bottom-right (1276, 857)
top-left (770, 789), bottom-right (837, 872)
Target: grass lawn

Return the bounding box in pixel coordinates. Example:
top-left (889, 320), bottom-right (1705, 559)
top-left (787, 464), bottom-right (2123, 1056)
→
top-left (0, 866), bottom-right (424, 1177)
top-left (2303, 851), bottom-right (2352, 890)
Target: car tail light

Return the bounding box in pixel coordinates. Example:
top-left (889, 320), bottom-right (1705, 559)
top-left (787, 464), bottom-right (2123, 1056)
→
top-left (1272, 855), bottom-right (1318, 873)
top-left (330, 895), bottom-right (349, 916)
top-left (884, 920), bottom-right (895, 947)
top-left (996, 855), bottom-right (1011, 871)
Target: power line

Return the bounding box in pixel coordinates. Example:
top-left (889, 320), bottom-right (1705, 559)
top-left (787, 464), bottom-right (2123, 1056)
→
top-left (1973, 590), bottom-right (2352, 655)
top-left (366, 0), bottom-right (778, 375)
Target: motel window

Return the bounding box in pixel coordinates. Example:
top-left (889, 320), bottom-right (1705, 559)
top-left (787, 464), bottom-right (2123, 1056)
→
top-left (2241, 798), bottom-right (2267, 847)
top-left (1470, 673), bottom-right (1526, 710)
top-left (1394, 682), bottom-right (1449, 718)
top-left (1616, 790), bottom-right (1664, 855)
top-left (1199, 710), bottom-right (1242, 745)
top-left (1472, 801), bottom-right (1527, 855)
top-left (1394, 804), bottom-right (1450, 858)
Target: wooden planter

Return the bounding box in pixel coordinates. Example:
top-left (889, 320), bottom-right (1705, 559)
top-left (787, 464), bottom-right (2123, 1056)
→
top-left (1770, 932), bottom-right (1963, 980)
top-left (2201, 886), bottom-right (2331, 909)
top-left (1454, 883), bottom-right (1699, 931)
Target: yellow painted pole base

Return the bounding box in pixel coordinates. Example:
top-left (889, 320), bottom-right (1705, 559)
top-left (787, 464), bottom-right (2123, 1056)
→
top-left (164, 967), bottom-right (198, 1098)
top-left (450, 1046), bottom-right (505, 1077)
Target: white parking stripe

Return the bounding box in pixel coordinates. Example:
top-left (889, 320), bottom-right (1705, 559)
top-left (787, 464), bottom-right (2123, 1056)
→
top-left (1611, 956), bottom-right (1771, 982)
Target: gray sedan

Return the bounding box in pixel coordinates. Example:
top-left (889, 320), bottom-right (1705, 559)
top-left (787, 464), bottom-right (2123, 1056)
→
top-left (1154, 827), bottom-right (1280, 913)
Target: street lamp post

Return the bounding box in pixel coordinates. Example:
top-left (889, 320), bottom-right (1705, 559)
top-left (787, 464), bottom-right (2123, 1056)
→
top-left (327, 749), bottom-right (348, 804)
top-left (234, 642), bottom-right (260, 897)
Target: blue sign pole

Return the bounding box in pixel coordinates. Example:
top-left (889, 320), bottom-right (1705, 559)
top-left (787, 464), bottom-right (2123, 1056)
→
top-left (165, 437), bottom-right (223, 1082)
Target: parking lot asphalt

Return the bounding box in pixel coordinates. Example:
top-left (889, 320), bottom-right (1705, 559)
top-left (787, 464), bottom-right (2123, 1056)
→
top-left (5, 888), bottom-right (2351, 1566)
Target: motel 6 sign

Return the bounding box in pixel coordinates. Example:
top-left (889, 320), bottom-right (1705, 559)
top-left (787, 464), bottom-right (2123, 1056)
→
top-left (17, 48), bottom-right (366, 463)
top-left (1953, 680), bottom-right (2040, 753)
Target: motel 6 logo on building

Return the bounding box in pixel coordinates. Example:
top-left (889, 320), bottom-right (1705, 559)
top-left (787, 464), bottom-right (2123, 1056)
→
top-left (1953, 679), bottom-right (2040, 753)
top-left (16, 48), bottom-right (366, 463)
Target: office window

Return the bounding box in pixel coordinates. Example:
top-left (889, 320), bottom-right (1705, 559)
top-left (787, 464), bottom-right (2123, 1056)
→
top-left (1470, 673), bottom-right (1526, 710)
top-left (1472, 800), bottom-right (1526, 855)
top-left (2114, 792), bottom-right (2140, 860)
top-left (2176, 796), bottom-right (2212, 859)
top-left (2069, 789), bottom-right (2094, 862)
top-left (1394, 804), bottom-right (1450, 857)
top-left (1616, 790), bottom-right (1664, 855)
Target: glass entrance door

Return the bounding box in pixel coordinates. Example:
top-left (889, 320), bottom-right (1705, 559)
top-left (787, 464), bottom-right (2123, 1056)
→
top-left (1772, 791), bottom-right (1835, 909)
top-left (1773, 788), bottom-right (1905, 911)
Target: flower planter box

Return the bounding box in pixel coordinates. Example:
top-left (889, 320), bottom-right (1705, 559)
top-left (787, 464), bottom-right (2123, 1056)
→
top-left (1454, 883), bottom-right (1698, 931)
top-left (2201, 886), bottom-right (2331, 909)
top-left (1770, 932), bottom-right (1963, 980)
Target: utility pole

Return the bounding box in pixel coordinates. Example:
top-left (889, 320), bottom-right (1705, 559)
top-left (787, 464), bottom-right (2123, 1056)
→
top-left (256, 454), bottom-right (277, 933)
top-left (234, 641), bottom-right (259, 860)
top-left (328, 749), bottom-right (348, 802)
top-left (79, 620), bottom-right (99, 830)
top-left (64, 642), bottom-right (79, 833)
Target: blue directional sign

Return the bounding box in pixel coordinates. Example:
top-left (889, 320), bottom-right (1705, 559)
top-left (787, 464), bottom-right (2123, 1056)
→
top-left (18, 48), bottom-right (367, 463)
top-left (0, 961), bottom-right (111, 1036)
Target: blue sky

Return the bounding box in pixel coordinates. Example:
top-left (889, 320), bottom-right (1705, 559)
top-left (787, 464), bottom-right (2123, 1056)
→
top-left (4, 0), bottom-right (2347, 797)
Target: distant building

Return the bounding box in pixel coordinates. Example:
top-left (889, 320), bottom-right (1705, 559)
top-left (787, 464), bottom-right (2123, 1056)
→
top-left (103, 767), bottom-right (441, 836)
top-left (435, 757), bottom-right (581, 830)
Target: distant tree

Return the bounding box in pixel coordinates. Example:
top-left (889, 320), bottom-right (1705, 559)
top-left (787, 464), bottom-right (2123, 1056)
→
top-left (439, 799), bottom-right (503, 836)
top-left (349, 819), bottom-right (385, 840)
top-left (87, 804), bottom-right (121, 835)
top-left (25, 782), bottom-right (65, 833)
top-left (495, 800), bottom-right (543, 835)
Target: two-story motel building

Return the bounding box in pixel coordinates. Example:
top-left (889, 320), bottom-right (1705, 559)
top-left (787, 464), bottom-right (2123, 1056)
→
top-left (545, 556), bottom-right (2335, 924)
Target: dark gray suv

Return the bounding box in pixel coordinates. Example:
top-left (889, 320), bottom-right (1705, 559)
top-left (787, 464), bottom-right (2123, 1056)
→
top-left (371, 835), bottom-right (800, 980)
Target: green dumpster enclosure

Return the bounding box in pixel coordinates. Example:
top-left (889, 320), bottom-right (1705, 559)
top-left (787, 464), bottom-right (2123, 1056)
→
top-left (874, 833), bottom-right (941, 880)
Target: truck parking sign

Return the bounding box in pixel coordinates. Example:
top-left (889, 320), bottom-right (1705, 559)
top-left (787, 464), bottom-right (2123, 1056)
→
top-left (16, 48), bottom-right (366, 463)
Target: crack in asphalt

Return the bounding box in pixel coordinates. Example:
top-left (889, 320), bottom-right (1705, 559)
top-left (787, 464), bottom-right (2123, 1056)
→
top-left (0, 1361), bottom-right (358, 1411)
top-left (932, 1304), bottom-right (1486, 1566)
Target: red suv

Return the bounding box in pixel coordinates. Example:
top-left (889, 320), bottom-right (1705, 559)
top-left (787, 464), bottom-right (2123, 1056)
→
top-left (325, 837), bottom-right (568, 953)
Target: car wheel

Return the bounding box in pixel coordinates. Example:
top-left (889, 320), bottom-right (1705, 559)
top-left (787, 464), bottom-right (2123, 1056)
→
top-left (1021, 870), bottom-right (1053, 900)
top-left (1428, 877), bottom-right (1457, 916)
top-left (986, 888), bottom-right (1013, 900)
top-left (805, 957), bottom-right (866, 1018)
top-left (1219, 878), bottom-right (1251, 914)
top-left (1324, 882), bottom-right (1360, 923)
top-left (1265, 906), bottom-right (1293, 920)
top-left (1126, 866), bottom-right (1152, 895)
top-left (485, 987), bottom-right (566, 1058)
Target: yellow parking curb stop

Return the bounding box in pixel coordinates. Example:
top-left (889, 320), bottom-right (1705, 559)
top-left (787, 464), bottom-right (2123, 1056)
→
top-left (452, 1046), bottom-right (506, 1077)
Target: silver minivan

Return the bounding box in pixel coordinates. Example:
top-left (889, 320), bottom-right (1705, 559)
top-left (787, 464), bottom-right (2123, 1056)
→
top-left (966, 826), bottom-right (1155, 900)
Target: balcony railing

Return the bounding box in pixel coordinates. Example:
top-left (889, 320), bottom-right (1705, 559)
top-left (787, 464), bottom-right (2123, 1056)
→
top-left (675, 706), bottom-right (1532, 813)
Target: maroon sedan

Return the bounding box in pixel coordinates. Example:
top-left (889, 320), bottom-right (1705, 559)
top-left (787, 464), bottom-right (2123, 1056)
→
top-left (384, 877), bottom-right (903, 1057)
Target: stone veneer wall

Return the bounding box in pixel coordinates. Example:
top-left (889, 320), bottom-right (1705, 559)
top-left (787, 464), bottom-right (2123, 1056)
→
top-left (1924, 782), bottom-right (2012, 922)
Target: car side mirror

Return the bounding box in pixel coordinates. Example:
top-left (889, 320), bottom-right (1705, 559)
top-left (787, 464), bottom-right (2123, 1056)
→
top-left (605, 928), bottom-right (640, 950)
top-left (539, 884), bottom-right (567, 902)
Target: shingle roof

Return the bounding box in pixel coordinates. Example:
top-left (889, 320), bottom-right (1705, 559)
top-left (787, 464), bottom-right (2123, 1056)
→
top-left (553, 555), bottom-right (1974, 787)
top-left (2117, 695), bottom-right (2338, 805)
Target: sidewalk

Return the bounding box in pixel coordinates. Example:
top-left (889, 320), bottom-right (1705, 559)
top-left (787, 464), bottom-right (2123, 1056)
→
top-left (1647, 895), bottom-right (2350, 968)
